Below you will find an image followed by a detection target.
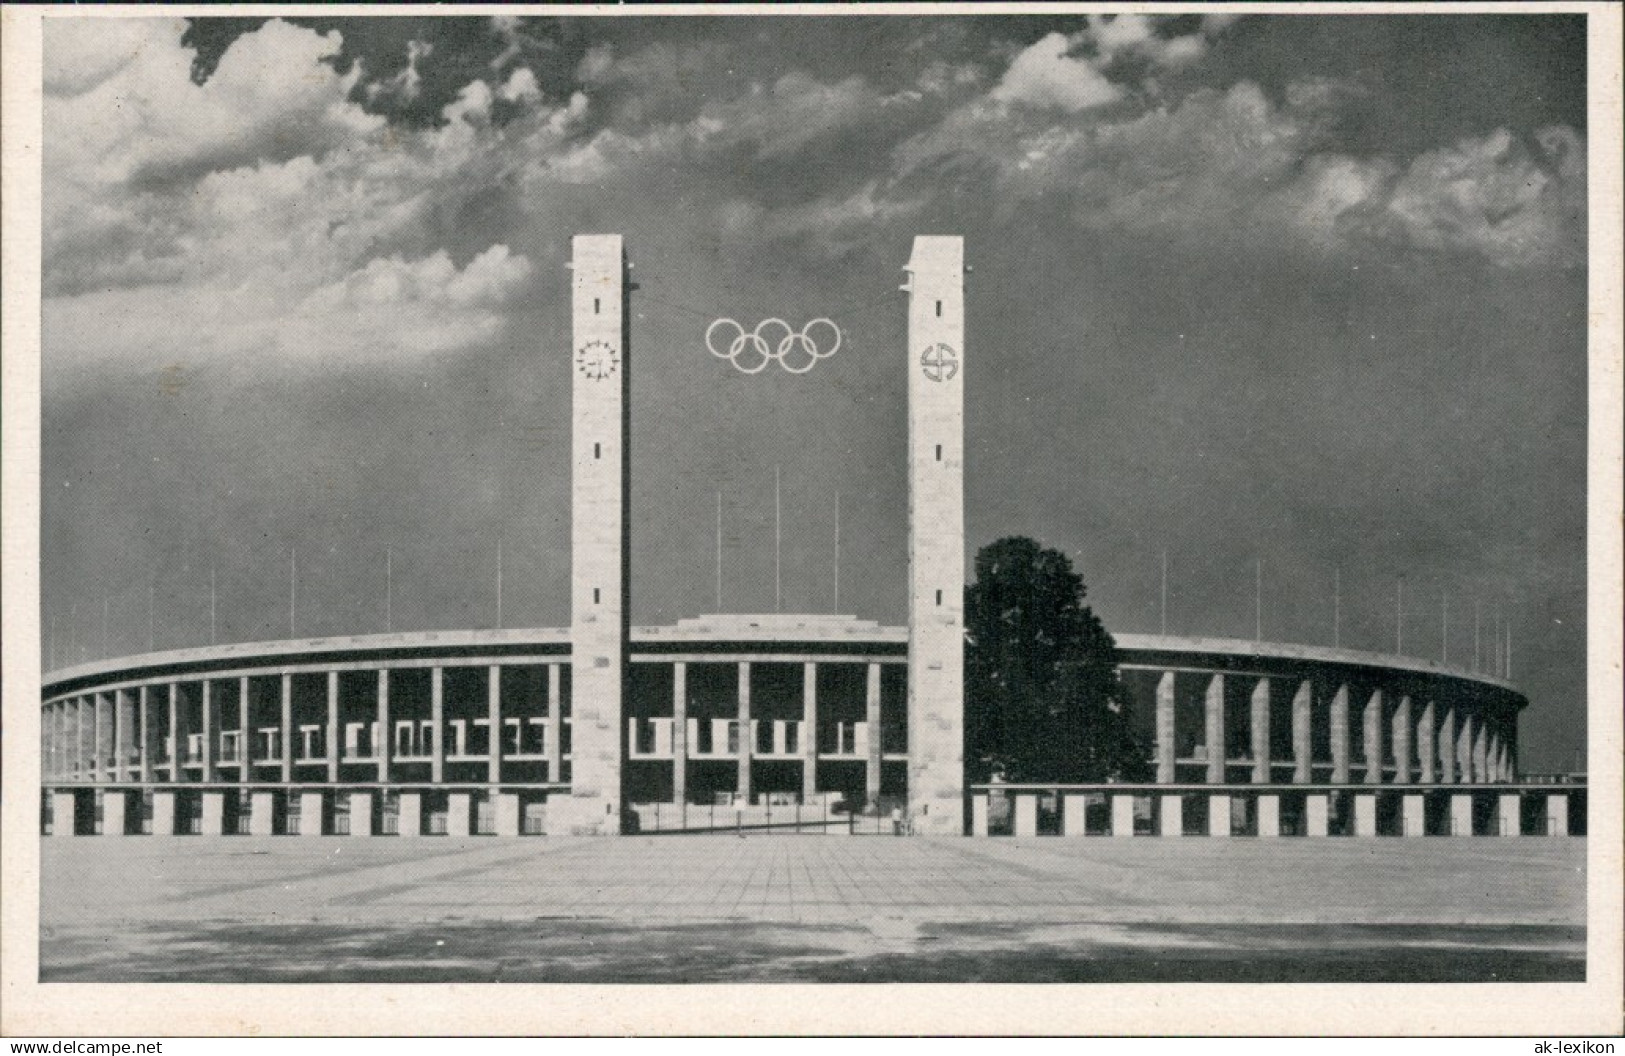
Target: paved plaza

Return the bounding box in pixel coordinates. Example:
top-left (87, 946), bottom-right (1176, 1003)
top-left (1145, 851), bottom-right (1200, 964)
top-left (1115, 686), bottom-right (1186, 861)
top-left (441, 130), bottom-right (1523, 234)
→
top-left (40, 836), bottom-right (1586, 981)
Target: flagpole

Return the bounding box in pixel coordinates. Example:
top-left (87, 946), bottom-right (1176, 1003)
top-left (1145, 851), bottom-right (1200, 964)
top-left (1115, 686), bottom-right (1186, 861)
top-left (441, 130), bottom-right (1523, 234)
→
top-left (833, 491), bottom-right (841, 615)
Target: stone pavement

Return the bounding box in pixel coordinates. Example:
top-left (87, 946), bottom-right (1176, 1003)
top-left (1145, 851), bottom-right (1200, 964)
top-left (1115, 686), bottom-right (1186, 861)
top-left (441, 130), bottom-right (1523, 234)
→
top-left (42, 834), bottom-right (1586, 928)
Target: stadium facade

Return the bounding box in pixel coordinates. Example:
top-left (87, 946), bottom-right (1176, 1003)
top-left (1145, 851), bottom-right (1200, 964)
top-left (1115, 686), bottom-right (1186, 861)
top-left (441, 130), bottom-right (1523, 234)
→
top-left (39, 235), bottom-right (1577, 839)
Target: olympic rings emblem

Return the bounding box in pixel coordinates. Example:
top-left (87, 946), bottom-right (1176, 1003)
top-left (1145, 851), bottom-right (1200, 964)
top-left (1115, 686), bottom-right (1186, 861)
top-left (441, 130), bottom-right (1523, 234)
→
top-left (706, 318), bottom-right (842, 375)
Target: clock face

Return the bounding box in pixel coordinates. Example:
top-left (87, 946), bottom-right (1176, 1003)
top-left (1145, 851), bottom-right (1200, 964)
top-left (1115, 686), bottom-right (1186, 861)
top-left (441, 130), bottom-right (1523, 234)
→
top-left (576, 339), bottom-right (619, 380)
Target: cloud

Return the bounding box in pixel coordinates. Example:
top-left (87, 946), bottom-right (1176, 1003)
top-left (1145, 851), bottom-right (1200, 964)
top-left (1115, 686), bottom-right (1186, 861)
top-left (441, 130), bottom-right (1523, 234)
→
top-left (42, 19), bottom-right (583, 385)
top-left (989, 17), bottom-right (1221, 114)
top-left (991, 32), bottom-right (1123, 112)
top-left (891, 72), bottom-right (1586, 268)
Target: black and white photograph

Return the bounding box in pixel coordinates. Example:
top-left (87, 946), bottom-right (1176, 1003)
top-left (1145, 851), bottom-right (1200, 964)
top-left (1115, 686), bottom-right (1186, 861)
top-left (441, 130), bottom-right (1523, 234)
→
top-left (2, 2), bottom-right (1620, 1038)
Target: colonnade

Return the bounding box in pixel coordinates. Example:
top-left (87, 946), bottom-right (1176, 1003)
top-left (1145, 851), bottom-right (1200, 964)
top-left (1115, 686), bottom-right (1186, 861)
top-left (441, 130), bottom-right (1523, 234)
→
top-left (41, 662), bottom-right (568, 788)
top-left (1147, 672), bottom-right (1516, 787)
top-left (638, 659), bottom-right (899, 808)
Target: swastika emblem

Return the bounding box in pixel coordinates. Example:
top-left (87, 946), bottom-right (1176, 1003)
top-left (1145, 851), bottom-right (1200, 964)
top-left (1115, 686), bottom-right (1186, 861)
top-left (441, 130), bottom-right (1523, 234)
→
top-left (921, 343), bottom-right (958, 383)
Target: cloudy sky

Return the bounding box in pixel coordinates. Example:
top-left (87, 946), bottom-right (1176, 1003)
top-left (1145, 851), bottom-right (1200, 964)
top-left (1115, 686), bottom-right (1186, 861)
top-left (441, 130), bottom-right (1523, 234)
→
top-left (39, 13), bottom-right (1588, 769)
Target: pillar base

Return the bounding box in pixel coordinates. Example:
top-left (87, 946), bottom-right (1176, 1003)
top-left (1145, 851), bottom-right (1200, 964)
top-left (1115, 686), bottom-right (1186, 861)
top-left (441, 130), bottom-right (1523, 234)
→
top-left (397, 792), bottom-right (423, 837)
top-left (1305, 794), bottom-right (1330, 837)
top-left (1013, 795), bottom-right (1038, 837)
top-left (201, 791), bottom-right (228, 836)
top-left (1207, 794), bottom-right (1231, 837)
top-left (495, 792), bottom-right (521, 837)
top-left (249, 791), bottom-right (277, 837)
top-left (349, 792), bottom-right (376, 837)
top-left (50, 790), bottom-right (79, 837)
top-left (102, 790), bottom-right (135, 836)
top-left (1450, 794), bottom-right (1474, 837)
top-left (1110, 794), bottom-right (1135, 837)
top-left (1159, 795), bottom-right (1183, 837)
top-left (1353, 793), bottom-right (1377, 837)
top-left (1498, 793), bottom-right (1521, 837)
top-left (1402, 793), bottom-right (1425, 838)
top-left (1061, 794), bottom-right (1087, 837)
top-left (152, 791), bottom-right (177, 836)
top-left (298, 791), bottom-right (326, 837)
top-left (911, 795), bottom-right (965, 836)
top-left (546, 793), bottom-right (621, 836)
top-left (1257, 794), bottom-right (1280, 838)
top-left (1546, 793), bottom-right (1569, 836)
top-left (447, 792), bottom-right (475, 837)
top-left (971, 795), bottom-right (990, 837)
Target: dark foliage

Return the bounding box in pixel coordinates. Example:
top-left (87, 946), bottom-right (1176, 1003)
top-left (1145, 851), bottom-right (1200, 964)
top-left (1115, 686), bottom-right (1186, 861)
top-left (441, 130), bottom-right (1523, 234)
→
top-left (965, 537), bottom-right (1149, 784)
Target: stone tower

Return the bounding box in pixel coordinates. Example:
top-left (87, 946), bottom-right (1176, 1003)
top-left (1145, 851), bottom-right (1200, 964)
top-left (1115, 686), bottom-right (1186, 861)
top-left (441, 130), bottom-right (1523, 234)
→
top-left (904, 235), bottom-right (966, 835)
top-left (561, 234), bottom-right (629, 835)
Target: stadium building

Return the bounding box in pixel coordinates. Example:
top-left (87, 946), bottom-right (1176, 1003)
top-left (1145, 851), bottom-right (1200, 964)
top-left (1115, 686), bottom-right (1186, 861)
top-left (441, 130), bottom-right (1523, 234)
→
top-left (39, 236), bottom-right (1580, 840)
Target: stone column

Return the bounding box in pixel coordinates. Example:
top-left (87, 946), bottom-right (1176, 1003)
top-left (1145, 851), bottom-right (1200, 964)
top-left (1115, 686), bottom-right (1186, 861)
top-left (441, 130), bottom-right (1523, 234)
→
top-left (1391, 695), bottom-right (1412, 785)
top-left (1457, 714), bottom-right (1475, 785)
top-left (1013, 795), bottom-right (1037, 837)
top-left (1362, 689), bottom-right (1383, 785)
top-left (546, 664), bottom-right (563, 783)
top-left (1204, 674), bottom-right (1224, 784)
top-left (1473, 721), bottom-right (1489, 784)
top-left (738, 660), bottom-right (753, 805)
top-left (864, 661), bottom-right (882, 809)
top-left (138, 686), bottom-right (153, 783)
top-left (201, 682), bottom-right (218, 783)
top-left (93, 693), bottom-right (108, 781)
top-left (45, 704), bottom-right (59, 780)
top-left (674, 662), bottom-right (690, 807)
top-left (114, 690), bottom-right (131, 781)
top-left (1257, 795), bottom-right (1281, 838)
top-left (168, 685), bottom-right (183, 782)
top-left (1250, 678), bottom-right (1270, 783)
top-left (1291, 681), bottom-right (1312, 784)
top-left (279, 674), bottom-right (293, 782)
top-left (233, 677), bottom-right (248, 776)
top-left (1155, 671), bottom-right (1175, 783)
top-left (487, 665), bottom-right (502, 785)
top-left (1208, 794), bottom-right (1231, 837)
top-left (1110, 794), bottom-right (1135, 837)
top-left (1159, 795), bottom-right (1184, 837)
top-left (1439, 708), bottom-right (1456, 784)
top-left (1417, 700), bottom-right (1436, 784)
top-left (430, 666), bottom-right (445, 784)
top-left (1402, 794), bottom-right (1425, 837)
top-left (377, 670), bottom-right (391, 784)
top-left (800, 662), bottom-right (816, 803)
top-left (1330, 684), bottom-right (1350, 784)
top-left (325, 671), bottom-right (340, 782)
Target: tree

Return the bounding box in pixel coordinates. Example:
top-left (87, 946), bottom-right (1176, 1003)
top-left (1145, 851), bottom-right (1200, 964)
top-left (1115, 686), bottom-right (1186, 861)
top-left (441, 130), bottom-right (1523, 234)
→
top-left (965, 537), bottom-right (1149, 784)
